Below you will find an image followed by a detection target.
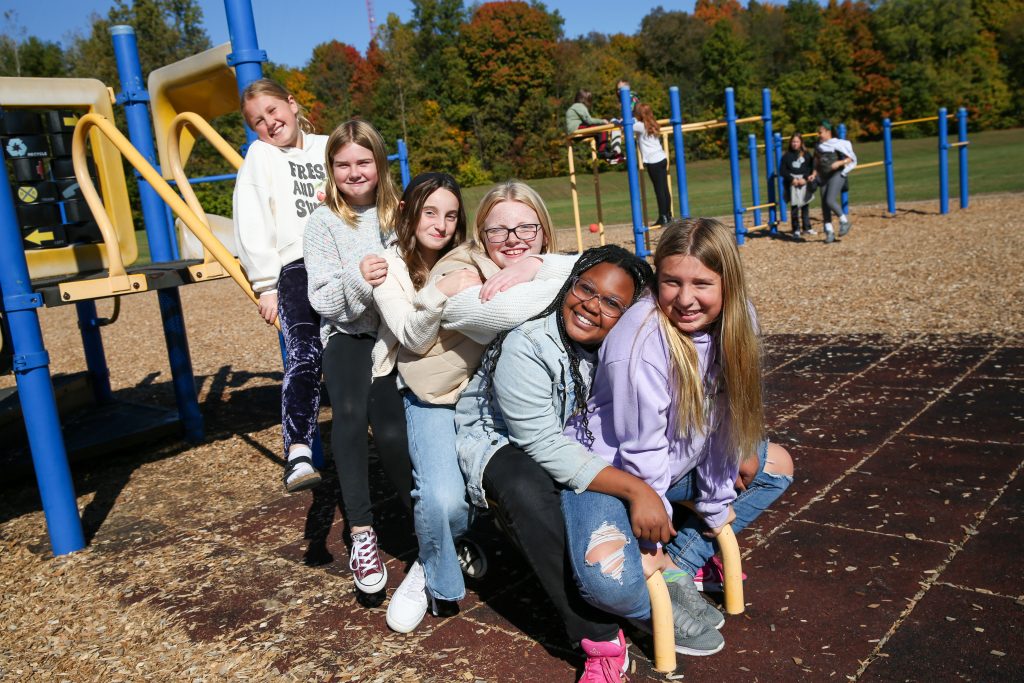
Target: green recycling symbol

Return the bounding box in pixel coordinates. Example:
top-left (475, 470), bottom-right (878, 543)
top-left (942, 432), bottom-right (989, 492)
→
top-left (5, 138), bottom-right (28, 157)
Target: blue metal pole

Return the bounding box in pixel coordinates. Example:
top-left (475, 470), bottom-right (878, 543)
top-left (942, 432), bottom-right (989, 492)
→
top-left (619, 87), bottom-right (646, 257)
top-left (111, 25), bottom-right (204, 442)
top-left (837, 123), bottom-right (849, 216)
top-left (725, 88), bottom-right (744, 245)
top-left (747, 134), bottom-right (762, 228)
top-left (883, 118), bottom-right (896, 215)
top-left (957, 107), bottom-right (968, 209)
top-left (75, 301), bottom-right (113, 403)
top-left (774, 132), bottom-right (787, 224)
top-left (0, 165), bottom-right (85, 556)
top-left (397, 138), bottom-right (410, 189)
top-left (761, 89), bottom-right (777, 233)
top-left (669, 86), bottom-right (689, 219)
top-left (938, 107), bottom-right (949, 215)
top-left (224, 0), bottom-right (267, 146)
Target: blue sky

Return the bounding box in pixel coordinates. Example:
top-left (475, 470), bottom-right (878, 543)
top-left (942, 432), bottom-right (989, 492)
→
top-left (4, 1), bottom-right (710, 68)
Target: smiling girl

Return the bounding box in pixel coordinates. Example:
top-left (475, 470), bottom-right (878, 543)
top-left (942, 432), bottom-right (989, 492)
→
top-left (303, 120), bottom-right (412, 599)
top-left (233, 79), bottom-right (328, 494)
top-left (561, 218), bottom-right (794, 658)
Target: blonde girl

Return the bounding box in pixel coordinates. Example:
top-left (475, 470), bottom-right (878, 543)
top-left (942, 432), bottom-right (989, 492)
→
top-left (233, 78), bottom-right (327, 494)
top-left (303, 120), bottom-right (412, 597)
top-left (560, 218), bottom-right (794, 657)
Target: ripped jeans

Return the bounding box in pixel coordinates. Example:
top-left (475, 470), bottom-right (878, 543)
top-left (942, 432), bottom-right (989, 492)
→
top-left (560, 440), bottom-right (793, 620)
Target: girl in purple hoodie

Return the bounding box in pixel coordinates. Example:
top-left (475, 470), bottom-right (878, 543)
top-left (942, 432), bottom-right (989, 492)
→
top-left (561, 218), bottom-right (794, 657)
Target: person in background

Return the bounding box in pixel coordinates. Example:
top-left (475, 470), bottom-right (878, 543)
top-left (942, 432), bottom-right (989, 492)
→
top-left (779, 132), bottom-right (816, 240)
top-left (814, 120), bottom-right (857, 244)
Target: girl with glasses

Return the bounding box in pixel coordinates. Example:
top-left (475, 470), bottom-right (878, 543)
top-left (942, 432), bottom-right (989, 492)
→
top-left (455, 246), bottom-right (656, 682)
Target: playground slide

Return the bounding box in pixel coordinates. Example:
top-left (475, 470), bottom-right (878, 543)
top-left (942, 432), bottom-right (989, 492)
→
top-left (69, 112), bottom-right (275, 327)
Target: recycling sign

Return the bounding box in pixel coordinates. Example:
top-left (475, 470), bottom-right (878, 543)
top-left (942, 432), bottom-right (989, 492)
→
top-left (6, 138), bottom-right (28, 157)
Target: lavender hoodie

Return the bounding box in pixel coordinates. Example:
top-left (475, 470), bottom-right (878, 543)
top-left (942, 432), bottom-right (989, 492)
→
top-left (565, 294), bottom-right (738, 529)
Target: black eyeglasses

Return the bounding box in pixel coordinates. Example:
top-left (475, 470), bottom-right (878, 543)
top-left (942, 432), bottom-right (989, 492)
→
top-left (570, 276), bottom-right (628, 318)
top-left (483, 223), bottom-right (541, 243)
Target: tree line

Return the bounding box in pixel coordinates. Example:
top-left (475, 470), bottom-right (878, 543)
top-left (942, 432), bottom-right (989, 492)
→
top-left (3, 0), bottom-right (1021, 191)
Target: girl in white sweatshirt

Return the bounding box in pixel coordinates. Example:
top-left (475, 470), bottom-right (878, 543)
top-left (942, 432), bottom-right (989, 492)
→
top-left (233, 79), bottom-right (328, 494)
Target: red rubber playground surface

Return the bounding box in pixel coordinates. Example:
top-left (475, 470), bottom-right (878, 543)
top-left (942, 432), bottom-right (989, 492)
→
top-left (21, 331), bottom-right (1014, 681)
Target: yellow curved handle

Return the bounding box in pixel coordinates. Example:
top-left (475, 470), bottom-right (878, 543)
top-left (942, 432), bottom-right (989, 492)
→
top-left (647, 571), bottom-right (677, 672)
top-left (73, 113), bottom-right (273, 327)
top-left (167, 112), bottom-right (243, 265)
top-left (72, 113), bottom-right (131, 289)
top-left (718, 524), bottom-right (745, 615)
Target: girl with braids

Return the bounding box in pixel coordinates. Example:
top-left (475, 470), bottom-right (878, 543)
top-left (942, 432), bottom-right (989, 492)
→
top-left (561, 218), bottom-right (794, 658)
top-left (455, 245), bottom-right (660, 683)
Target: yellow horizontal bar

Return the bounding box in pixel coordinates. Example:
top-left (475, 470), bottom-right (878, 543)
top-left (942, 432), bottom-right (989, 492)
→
top-left (851, 161), bottom-right (884, 171)
top-left (749, 223), bottom-right (769, 230)
top-left (735, 115), bottom-right (762, 125)
top-left (747, 203), bottom-right (775, 211)
top-left (949, 141), bottom-right (969, 148)
top-left (889, 114), bottom-right (953, 128)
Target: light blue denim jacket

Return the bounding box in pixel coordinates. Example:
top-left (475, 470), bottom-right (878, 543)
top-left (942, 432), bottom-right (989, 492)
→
top-left (454, 312), bottom-right (609, 508)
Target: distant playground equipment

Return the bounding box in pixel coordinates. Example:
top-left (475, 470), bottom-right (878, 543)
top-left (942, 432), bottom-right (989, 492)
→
top-left (587, 85), bottom-right (972, 256)
top-left (0, 0), bottom-right (410, 556)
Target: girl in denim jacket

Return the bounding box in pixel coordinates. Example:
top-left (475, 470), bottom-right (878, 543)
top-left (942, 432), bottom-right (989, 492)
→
top-left (455, 246), bottom-right (656, 682)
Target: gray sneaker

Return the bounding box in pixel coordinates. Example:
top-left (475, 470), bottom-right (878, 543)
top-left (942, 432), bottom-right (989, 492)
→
top-left (825, 228), bottom-right (836, 244)
top-left (839, 218), bottom-right (852, 236)
top-left (666, 578), bottom-right (725, 655)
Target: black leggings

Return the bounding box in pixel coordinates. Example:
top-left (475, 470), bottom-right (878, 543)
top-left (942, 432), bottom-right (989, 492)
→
top-left (483, 444), bottom-right (620, 644)
top-left (645, 158), bottom-right (672, 221)
top-left (322, 333), bottom-right (412, 527)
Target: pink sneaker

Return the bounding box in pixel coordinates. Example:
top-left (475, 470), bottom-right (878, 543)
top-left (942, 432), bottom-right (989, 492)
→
top-left (579, 629), bottom-right (628, 682)
top-left (349, 529), bottom-right (387, 594)
top-left (693, 555), bottom-right (747, 593)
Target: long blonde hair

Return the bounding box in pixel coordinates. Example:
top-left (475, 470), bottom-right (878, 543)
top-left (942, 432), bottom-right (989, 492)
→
top-left (473, 179), bottom-right (556, 253)
top-left (653, 218), bottom-right (763, 465)
top-left (323, 120), bottom-right (399, 234)
top-left (239, 78), bottom-right (315, 134)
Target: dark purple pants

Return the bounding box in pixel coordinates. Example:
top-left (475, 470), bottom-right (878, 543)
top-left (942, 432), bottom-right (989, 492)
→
top-left (277, 259), bottom-right (323, 454)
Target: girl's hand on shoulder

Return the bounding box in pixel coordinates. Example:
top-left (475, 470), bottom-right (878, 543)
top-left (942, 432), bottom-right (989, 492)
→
top-left (436, 268), bottom-right (483, 297)
top-left (359, 254), bottom-right (388, 287)
top-left (257, 291), bottom-right (278, 325)
top-left (479, 255), bottom-right (542, 302)
top-left (703, 505), bottom-right (736, 539)
top-left (628, 486), bottom-right (676, 545)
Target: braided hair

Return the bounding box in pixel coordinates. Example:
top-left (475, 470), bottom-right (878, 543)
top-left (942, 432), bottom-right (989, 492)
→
top-left (482, 244), bottom-right (654, 445)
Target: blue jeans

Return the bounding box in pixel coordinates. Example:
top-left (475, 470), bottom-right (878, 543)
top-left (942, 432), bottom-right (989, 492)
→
top-left (404, 392), bottom-right (472, 601)
top-left (561, 440), bottom-right (793, 620)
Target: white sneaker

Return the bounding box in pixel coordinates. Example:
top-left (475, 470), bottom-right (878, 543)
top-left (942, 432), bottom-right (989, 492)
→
top-left (386, 560), bottom-right (428, 633)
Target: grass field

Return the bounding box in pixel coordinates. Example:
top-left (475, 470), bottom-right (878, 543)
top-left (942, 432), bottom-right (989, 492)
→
top-left (137, 127), bottom-right (1023, 262)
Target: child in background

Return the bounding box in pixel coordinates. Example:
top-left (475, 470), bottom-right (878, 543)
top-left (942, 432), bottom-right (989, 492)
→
top-left (780, 132), bottom-right (817, 239)
top-left (359, 173), bottom-right (476, 633)
top-left (304, 120), bottom-right (413, 597)
top-left (633, 103), bottom-right (672, 226)
top-left (233, 78), bottom-right (328, 494)
top-left (561, 218), bottom-right (794, 657)
top-left (814, 121), bottom-right (857, 243)
top-left (566, 89), bottom-right (622, 163)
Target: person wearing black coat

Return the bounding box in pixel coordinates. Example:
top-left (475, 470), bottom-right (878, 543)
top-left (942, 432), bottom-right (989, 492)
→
top-left (779, 132), bottom-right (816, 239)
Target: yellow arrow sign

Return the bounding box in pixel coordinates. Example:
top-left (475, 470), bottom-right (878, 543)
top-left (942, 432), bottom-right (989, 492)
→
top-left (25, 229), bottom-right (55, 245)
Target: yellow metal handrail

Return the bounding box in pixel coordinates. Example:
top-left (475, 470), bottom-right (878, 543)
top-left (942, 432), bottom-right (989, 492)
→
top-left (167, 112), bottom-right (243, 270)
top-left (71, 113), bottom-right (274, 327)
